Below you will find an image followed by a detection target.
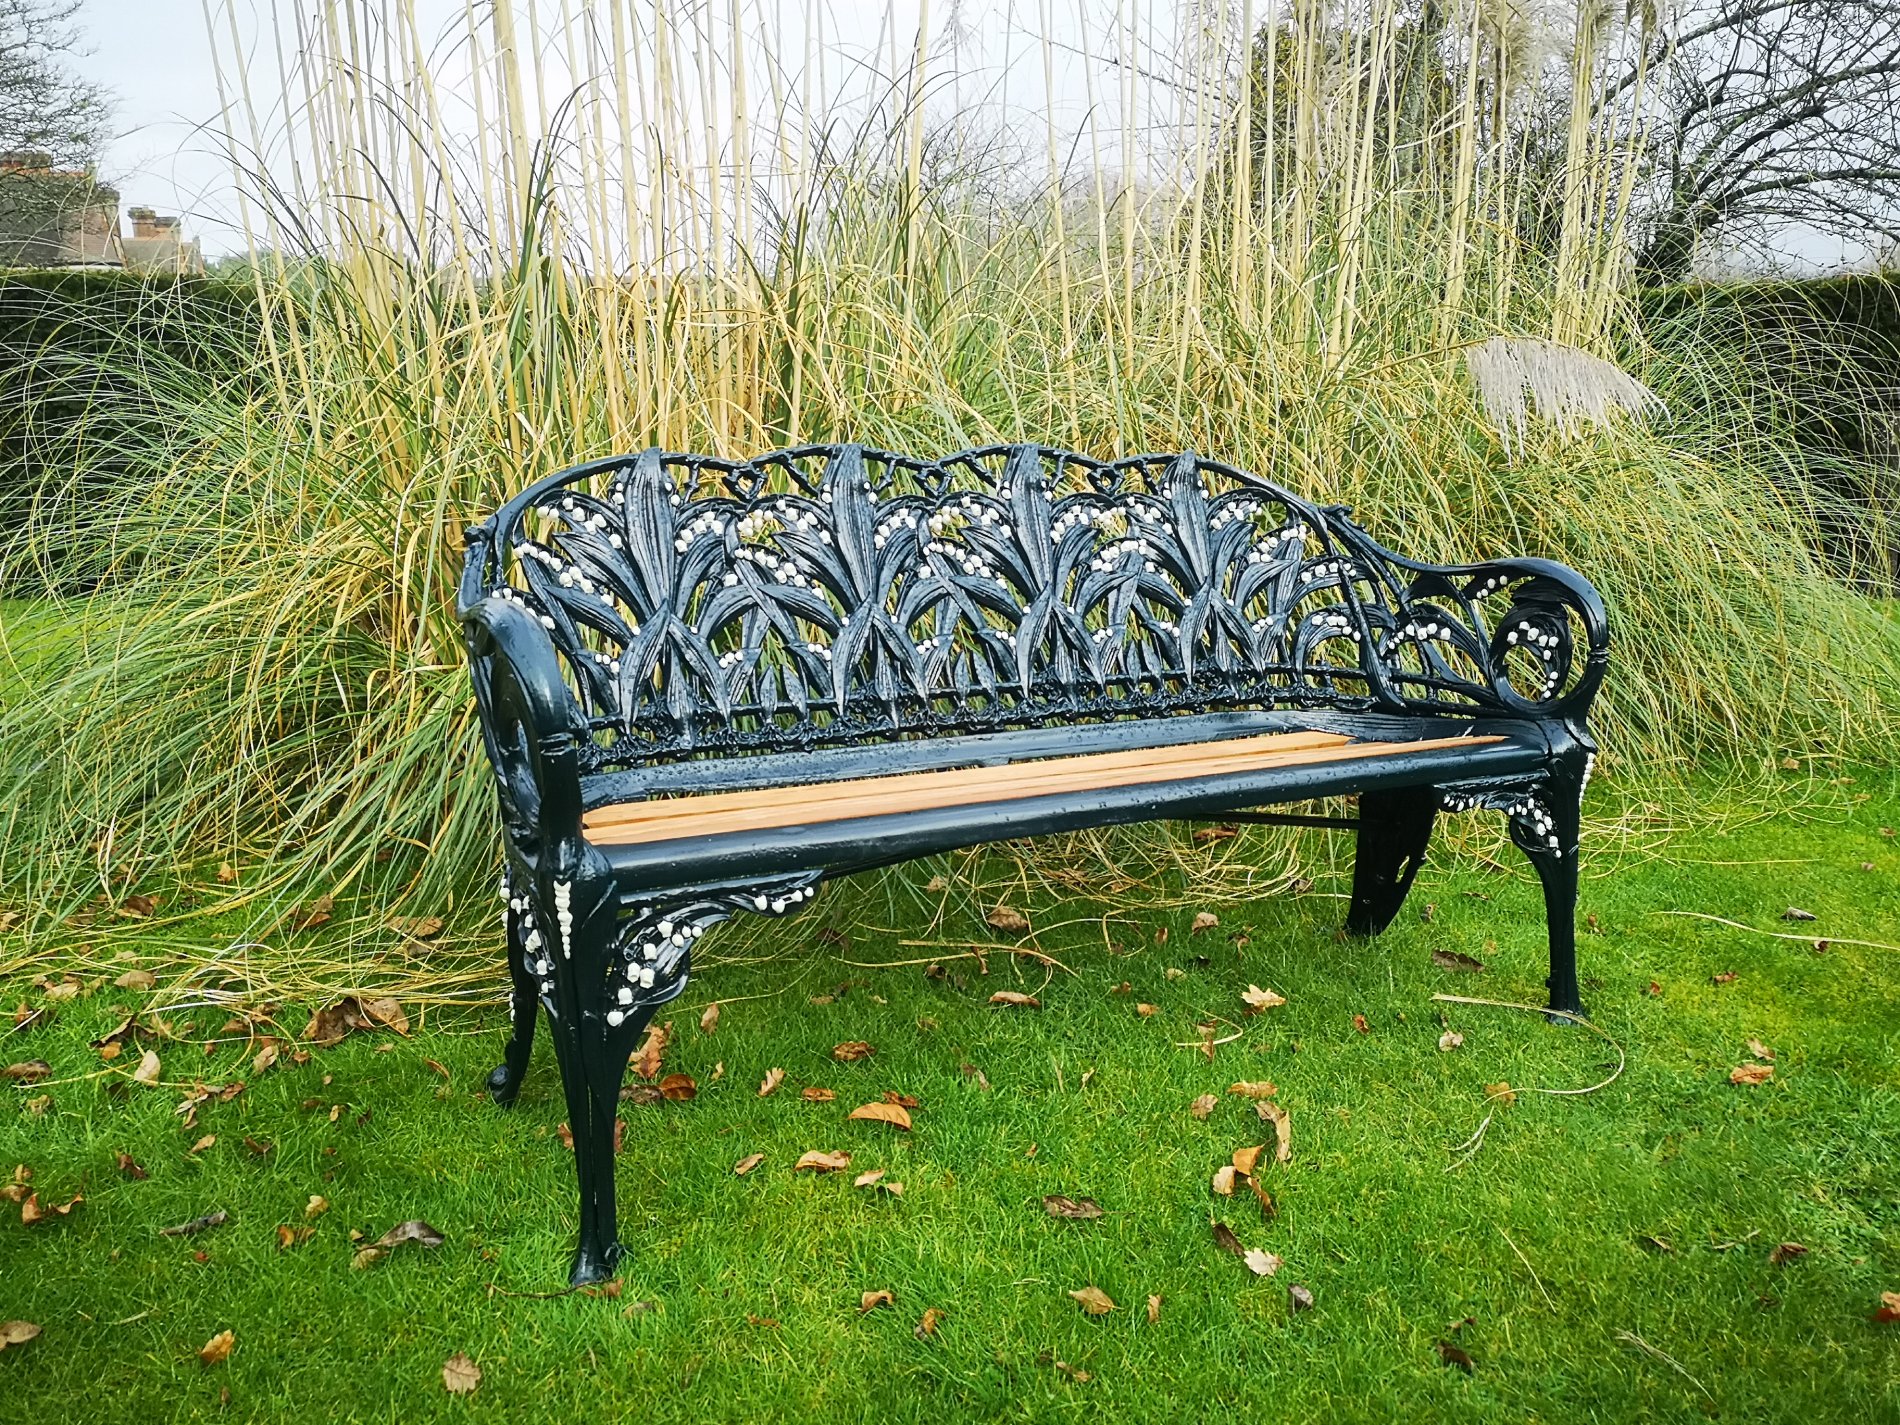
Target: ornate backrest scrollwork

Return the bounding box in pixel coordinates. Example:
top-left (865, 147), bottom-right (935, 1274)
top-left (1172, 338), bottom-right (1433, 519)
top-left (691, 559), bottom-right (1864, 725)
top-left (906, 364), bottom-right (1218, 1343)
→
top-left (462, 443), bottom-right (1608, 770)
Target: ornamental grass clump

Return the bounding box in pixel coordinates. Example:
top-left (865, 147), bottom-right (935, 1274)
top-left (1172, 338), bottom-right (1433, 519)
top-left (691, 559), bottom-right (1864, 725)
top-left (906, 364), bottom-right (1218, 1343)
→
top-left (0, 0), bottom-right (1894, 962)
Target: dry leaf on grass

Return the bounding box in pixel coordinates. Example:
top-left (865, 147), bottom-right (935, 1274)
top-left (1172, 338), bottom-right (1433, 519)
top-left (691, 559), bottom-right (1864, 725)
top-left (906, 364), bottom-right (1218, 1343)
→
top-left (1210, 1166), bottom-right (1237, 1196)
top-left (1439, 1031), bottom-right (1465, 1052)
top-left (1437, 1341), bottom-right (1475, 1373)
top-left (988, 990), bottom-right (1041, 1009)
top-left (832, 1041), bottom-right (875, 1062)
top-left (442, 1352), bottom-right (481, 1395)
top-left (1873, 1292), bottom-right (1900, 1324)
top-left (1257, 1101), bottom-right (1293, 1162)
top-left (1043, 1195), bottom-right (1103, 1220)
top-left (915, 1307), bottom-right (945, 1338)
top-left (1780, 906), bottom-right (1817, 922)
top-left (116, 1152), bottom-right (147, 1180)
top-left (1232, 1145), bottom-right (1265, 1176)
top-left (1288, 1284), bottom-right (1315, 1312)
top-left (303, 996), bottom-right (407, 1047)
top-left (1136, 1003), bottom-right (1159, 1018)
top-left (289, 895), bottom-right (333, 931)
top-left (1485, 1082), bottom-right (1517, 1107)
top-left (631, 1021), bottom-right (672, 1080)
top-left (132, 1050), bottom-right (162, 1086)
top-left (1228, 1081), bottom-right (1277, 1100)
top-left (1241, 985), bottom-right (1285, 1014)
top-left (1189, 1093), bottom-right (1218, 1119)
top-left (1747, 1038), bottom-right (1775, 1062)
top-left (276, 1225), bottom-right (314, 1251)
top-left (853, 1169), bottom-right (886, 1188)
top-left (801, 1087), bottom-right (836, 1103)
top-left (0, 1321), bottom-right (40, 1352)
top-left (1244, 1248), bottom-right (1282, 1277)
top-left (1210, 1221), bottom-right (1246, 1257)
top-left (159, 1210), bottom-right (229, 1238)
top-left (1191, 912), bottom-right (1219, 934)
top-left (848, 1101), bottom-right (912, 1130)
top-left (199, 1330), bottom-right (235, 1366)
top-left (1430, 950), bottom-right (1487, 973)
top-left (699, 1002), bottom-right (721, 1035)
top-left (986, 907), bottom-right (1031, 935)
top-left (1769, 1242), bottom-right (1809, 1266)
top-left (859, 1289), bottom-right (895, 1312)
top-left (658, 1073), bottom-right (697, 1101)
top-left (386, 915), bottom-right (443, 940)
top-left (1730, 1064), bottom-right (1774, 1086)
top-left (114, 969), bottom-right (156, 991)
top-left (758, 1067), bottom-right (785, 1097)
top-left (305, 1194), bottom-right (329, 1218)
top-left (120, 893), bottom-right (159, 918)
top-left (794, 1150), bottom-right (851, 1173)
top-left (1068, 1286), bottom-right (1115, 1316)
top-left (2, 1061), bottom-right (49, 1084)
top-left (733, 1153), bottom-right (765, 1177)
top-left (1352, 1014), bottom-right (1371, 1034)
top-left (189, 1134), bottom-right (216, 1155)
top-left (1146, 1295), bottom-right (1162, 1324)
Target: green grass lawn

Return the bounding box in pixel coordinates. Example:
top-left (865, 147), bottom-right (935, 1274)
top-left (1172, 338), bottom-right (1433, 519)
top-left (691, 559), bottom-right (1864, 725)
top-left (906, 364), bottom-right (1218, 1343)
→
top-left (3, 777), bottom-right (1898, 1423)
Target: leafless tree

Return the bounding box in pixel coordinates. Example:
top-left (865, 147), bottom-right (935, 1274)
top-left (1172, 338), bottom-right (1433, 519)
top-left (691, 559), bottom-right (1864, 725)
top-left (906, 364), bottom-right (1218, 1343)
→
top-left (1619, 0), bottom-right (1900, 280)
top-left (0, 0), bottom-right (107, 166)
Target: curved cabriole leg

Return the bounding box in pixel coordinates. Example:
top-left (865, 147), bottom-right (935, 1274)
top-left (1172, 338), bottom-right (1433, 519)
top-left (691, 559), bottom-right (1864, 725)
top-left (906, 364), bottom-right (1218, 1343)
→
top-left (487, 886), bottom-right (539, 1105)
top-left (1344, 784), bottom-right (1440, 937)
top-left (521, 864), bottom-right (825, 1285)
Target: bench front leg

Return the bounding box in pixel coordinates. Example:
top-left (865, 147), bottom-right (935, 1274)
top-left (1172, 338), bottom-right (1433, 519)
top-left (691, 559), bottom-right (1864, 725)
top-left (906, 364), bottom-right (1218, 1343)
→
top-left (1441, 726), bottom-right (1594, 1018)
top-left (521, 862), bottom-right (824, 1285)
top-left (487, 873), bottom-right (540, 1105)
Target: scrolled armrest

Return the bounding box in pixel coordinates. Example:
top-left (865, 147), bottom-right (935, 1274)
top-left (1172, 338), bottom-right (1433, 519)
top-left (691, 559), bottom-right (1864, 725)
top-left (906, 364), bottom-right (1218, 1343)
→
top-left (461, 583), bottom-right (589, 862)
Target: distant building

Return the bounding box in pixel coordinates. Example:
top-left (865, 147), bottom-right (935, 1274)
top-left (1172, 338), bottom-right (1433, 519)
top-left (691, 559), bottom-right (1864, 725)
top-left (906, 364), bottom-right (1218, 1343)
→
top-left (0, 151), bottom-right (204, 275)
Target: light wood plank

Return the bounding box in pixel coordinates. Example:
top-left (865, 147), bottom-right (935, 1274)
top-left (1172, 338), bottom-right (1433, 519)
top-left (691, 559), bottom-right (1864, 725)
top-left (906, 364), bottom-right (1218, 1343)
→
top-left (583, 730), bottom-right (1501, 848)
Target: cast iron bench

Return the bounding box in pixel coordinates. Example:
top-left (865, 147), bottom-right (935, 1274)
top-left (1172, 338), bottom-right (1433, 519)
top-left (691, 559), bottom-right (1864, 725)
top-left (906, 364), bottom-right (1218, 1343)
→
top-left (458, 442), bottom-right (1608, 1284)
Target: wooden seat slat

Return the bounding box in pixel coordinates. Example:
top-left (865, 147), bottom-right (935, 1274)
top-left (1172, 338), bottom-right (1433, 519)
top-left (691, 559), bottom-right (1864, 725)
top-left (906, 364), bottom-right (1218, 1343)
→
top-left (583, 731), bottom-right (1503, 847)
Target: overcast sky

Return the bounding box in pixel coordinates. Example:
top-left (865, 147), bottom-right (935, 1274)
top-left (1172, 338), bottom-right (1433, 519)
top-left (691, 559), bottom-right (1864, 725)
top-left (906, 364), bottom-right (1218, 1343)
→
top-left (77, 0), bottom-right (1871, 270)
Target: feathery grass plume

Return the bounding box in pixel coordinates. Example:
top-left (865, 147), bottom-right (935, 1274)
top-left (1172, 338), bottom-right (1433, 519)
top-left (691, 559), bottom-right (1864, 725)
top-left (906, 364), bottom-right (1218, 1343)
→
top-left (0, 0), bottom-right (1893, 985)
top-left (1464, 335), bottom-right (1663, 451)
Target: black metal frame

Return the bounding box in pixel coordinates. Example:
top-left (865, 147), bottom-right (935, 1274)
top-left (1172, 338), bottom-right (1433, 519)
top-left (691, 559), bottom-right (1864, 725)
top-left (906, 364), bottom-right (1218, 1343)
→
top-left (458, 442), bottom-right (1609, 1284)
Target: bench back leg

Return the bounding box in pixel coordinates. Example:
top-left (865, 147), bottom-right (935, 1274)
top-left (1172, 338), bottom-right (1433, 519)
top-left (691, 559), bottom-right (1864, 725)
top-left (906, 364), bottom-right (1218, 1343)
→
top-left (487, 886), bottom-right (540, 1105)
top-left (1345, 784), bottom-right (1440, 937)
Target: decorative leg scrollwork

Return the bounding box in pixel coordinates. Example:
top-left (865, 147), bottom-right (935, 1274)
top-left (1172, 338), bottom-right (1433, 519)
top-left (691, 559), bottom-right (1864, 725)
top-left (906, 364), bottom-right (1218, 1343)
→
top-left (1440, 729), bottom-right (1594, 1018)
top-left (491, 860), bottom-right (823, 1284)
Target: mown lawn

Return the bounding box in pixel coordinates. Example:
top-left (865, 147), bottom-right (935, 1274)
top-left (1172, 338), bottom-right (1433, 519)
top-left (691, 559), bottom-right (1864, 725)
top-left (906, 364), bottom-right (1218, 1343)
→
top-left (2, 776), bottom-right (1897, 1423)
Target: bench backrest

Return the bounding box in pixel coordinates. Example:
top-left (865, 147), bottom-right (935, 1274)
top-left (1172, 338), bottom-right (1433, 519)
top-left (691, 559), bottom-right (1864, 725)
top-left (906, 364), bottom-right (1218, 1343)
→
top-left (462, 443), bottom-right (1607, 770)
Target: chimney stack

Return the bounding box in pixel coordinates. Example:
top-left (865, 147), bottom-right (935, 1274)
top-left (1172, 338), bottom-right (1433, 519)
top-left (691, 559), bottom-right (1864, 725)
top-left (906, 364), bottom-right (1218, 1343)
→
top-left (128, 206), bottom-right (159, 238)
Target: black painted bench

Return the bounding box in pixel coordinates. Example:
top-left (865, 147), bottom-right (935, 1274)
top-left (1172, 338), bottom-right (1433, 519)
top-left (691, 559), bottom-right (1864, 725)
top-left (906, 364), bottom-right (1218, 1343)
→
top-left (458, 442), bottom-right (1608, 1284)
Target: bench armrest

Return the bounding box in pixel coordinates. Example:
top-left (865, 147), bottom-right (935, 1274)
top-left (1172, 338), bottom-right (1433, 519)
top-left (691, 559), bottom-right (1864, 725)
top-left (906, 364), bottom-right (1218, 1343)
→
top-left (460, 524), bottom-right (589, 861)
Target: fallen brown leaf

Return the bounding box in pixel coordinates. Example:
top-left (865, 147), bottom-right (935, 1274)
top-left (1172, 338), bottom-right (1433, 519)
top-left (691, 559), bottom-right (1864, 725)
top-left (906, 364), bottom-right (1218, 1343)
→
top-left (1227, 1081), bottom-right (1277, 1100)
top-left (699, 1002), bottom-right (721, 1035)
top-left (1244, 1248), bottom-right (1282, 1277)
top-left (1043, 1195), bottom-right (1104, 1220)
top-left (1288, 1284), bottom-right (1315, 1312)
top-left (189, 1135), bottom-right (216, 1155)
top-left (1430, 950), bottom-right (1487, 973)
top-left (794, 1150), bottom-right (851, 1173)
top-left (1712, 971), bottom-right (1738, 985)
top-left (1768, 1242), bottom-right (1809, 1266)
top-left (658, 1073), bottom-right (697, 1101)
top-left (1241, 984), bottom-right (1285, 1013)
top-left (848, 1101), bottom-right (912, 1130)
top-left (915, 1307), bottom-right (945, 1338)
top-left (1, 1060), bottom-right (49, 1084)
top-left (199, 1329), bottom-right (235, 1366)
top-left (1191, 912), bottom-right (1219, 934)
top-left (290, 895), bottom-right (333, 932)
top-left (733, 1152), bottom-right (765, 1176)
top-left (1352, 1013), bottom-right (1370, 1034)
top-left (120, 893), bottom-right (159, 919)
top-left (1439, 1030), bottom-right (1465, 1052)
top-left (0, 1321), bottom-right (40, 1353)
top-left (1257, 1101), bottom-right (1292, 1162)
top-left (852, 1169), bottom-right (886, 1188)
top-left (1136, 1003), bottom-right (1159, 1017)
top-left (631, 1021), bottom-right (672, 1080)
top-left (1485, 1081), bottom-right (1517, 1107)
top-left (1189, 1093), bottom-right (1218, 1119)
top-left (442, 1352), bottom-right (481, 1395)
top-left (832, 1041), bottom-right (875, 1062)
top-left (160, 1210), bottom-right (229, 1237)
top-left (859, 1289), bottom-right (895, 1312)
top-left (1780, 906), bottom-right (1817, 922)
top-left (1233, 1145), bottom-right (1265, 1177)
top-left (801, 1087), bottom-right (836, 1103)
top-left (116, 1152), bottom-right (147, 1180)
top-left (1210, 1221), bottom-right (1246, 1257)
top-left (114, 969), bottom-right (156, 991)
top-left (276, 1224), bottom-right (314, 1251)
top-left (988, 991), bottom-right (1040, 1009)
top-left (1437, 1340), bottom-right (1475, 1373)
top-left (1146, 1294), bottom-right (1162, 1324)
top-left (758, 1067), bottom-right (785, 1097)
top-left (986, 907), bottom-right (1031, 935)
top-left (305, 1195), bottom-right (329, 1218)
top-left (373, 1220), bottom-right (445, 1251)
top-left (1068, 1286), bottom-right (1115, 1316)
top-left (1211, 1165), bottom-right (1238, 1196)
top-left (1747, 1038), bottom-right (1775, 1062)
top-left (1730, 1063), bottom-right (1774, 1086)
top-left (132, 1049), bottom-right (162, 1086)
top-left (1873, 1291), bottom-right (1900, 1324)
top-left (1247, 1174), bottom-right (1276, 1219)
top-left (387, 915), bottom-right (444, 941)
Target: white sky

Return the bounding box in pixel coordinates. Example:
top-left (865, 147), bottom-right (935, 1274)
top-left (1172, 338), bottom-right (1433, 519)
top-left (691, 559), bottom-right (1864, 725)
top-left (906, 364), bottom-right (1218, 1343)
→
top-left (77, 0), bottom-right (1873, 270)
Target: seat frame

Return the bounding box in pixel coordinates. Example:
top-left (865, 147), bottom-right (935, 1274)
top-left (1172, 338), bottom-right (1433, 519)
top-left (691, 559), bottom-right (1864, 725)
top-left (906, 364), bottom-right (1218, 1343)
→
top-left (459, 442), bottom-right (1608, 1284)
